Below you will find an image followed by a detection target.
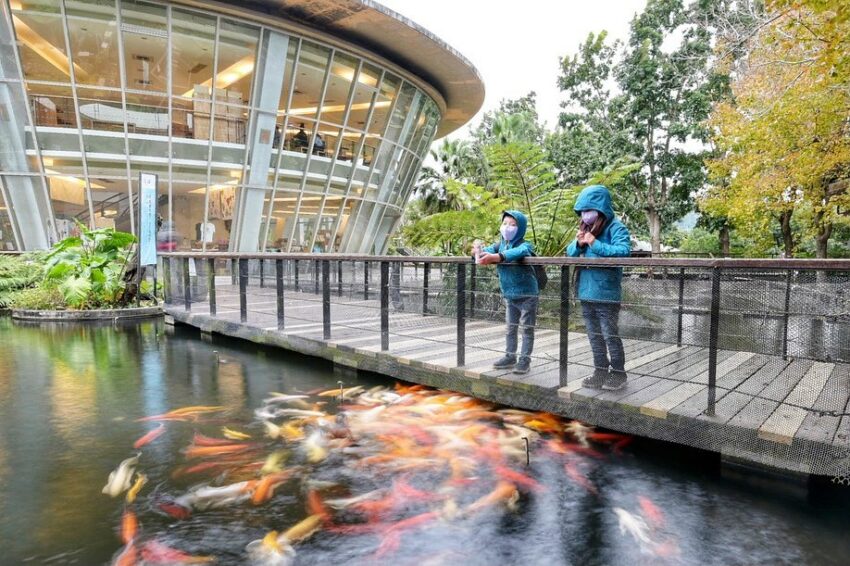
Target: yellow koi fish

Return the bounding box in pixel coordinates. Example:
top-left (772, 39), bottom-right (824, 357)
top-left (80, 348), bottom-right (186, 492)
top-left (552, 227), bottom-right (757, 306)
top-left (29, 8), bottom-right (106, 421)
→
top-left (102, 454), bottom-right (140, 498)
top-left (222, 427), bottom-right (252, 440)
top-left (126, 472), bottom-right (148, 503)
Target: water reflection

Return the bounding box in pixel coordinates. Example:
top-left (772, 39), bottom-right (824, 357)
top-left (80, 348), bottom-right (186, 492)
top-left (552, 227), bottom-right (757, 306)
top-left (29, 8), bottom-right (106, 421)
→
top-left (0, 319), bottom-right (847, 566)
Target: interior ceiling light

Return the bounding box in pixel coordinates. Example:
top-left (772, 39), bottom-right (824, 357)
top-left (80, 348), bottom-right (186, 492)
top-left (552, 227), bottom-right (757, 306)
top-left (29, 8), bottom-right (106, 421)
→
top-left (12, 16), bottom-right (91, 82)
top-left (44, 168), bottom-right (104, 189)
top-left (288, 100), bottom-right (390, 116)
top-left (187, 179), bottom-right (238, 194)
top-left (182, 55), bottom-right (254, 97)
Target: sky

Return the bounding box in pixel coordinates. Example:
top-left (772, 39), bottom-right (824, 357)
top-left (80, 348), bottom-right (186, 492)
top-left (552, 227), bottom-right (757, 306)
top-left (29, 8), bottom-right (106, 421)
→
top-left (379, 0), bottom-right (648, 139)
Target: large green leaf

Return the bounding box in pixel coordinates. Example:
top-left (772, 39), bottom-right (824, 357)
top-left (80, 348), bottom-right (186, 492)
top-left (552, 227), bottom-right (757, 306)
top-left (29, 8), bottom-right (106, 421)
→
top-left (59, 276), bottom-right (92, 309)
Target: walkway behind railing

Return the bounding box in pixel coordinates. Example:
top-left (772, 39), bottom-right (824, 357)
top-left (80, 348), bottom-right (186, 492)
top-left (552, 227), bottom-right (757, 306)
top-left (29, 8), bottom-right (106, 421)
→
top-left (159, 252), bottom-right (850, 477)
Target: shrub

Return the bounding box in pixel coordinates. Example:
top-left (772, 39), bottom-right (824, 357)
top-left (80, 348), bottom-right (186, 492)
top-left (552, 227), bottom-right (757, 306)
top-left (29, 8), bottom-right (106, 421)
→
top-left (11, 284), bottom-right (64, 310)
top-left (0, 255), bottom-right (43, 308)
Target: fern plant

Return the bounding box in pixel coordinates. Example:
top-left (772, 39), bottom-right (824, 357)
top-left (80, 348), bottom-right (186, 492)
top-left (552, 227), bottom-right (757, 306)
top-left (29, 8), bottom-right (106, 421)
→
top-left (0, 255), bottom-right (43, 308)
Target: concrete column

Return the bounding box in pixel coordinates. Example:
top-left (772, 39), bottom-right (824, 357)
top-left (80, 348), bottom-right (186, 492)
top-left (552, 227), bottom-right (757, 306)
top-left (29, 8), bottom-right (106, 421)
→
top-left (233, 30), bottom-right (289, 251)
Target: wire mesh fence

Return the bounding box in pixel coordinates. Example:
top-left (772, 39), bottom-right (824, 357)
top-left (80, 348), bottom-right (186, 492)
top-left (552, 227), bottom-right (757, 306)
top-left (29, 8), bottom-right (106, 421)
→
top-left (160, 253), bottom-right (850, 478)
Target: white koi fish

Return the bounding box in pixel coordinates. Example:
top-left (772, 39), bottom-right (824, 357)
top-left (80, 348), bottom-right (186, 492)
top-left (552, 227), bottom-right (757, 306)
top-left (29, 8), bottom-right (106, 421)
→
top-left (102, 454), bottom-right (140, 498)
top-left (613, 507), bottom-right (652, 545)
top-left (176, 481), bottom-right (252, 511)
top-left (246, 531), bottom-right (295, 566)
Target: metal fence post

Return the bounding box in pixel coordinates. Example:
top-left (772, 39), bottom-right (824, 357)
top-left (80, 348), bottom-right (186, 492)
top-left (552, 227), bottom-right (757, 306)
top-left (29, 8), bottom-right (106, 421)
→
top-left (457, 262), bottom-right (466, 367)
top-left (314, 260), bottom-right (319, 295)
top-left (260, 259), bottom-right (265, 288)
top-left (469, 262), bottom-right (477, 320)
top-left (705, 267), bottom-right (722, 416)
top-left (781, 269), bottom-right (792, 359)
top-left (560, 265), bottom-right (570, 387)
top-left (423, 262), bottom-right (430, 315)
top-left (183, 257), bottom-right (191, 312)
top-left (239, 258), bottom-right (248, 323)
top-left (163, 257), bottom-right (171, 305)
top-left (380, 261), bottom-right (389, 351)
top-left (322, 260), bottom-right (331, 340)
top-left (294, 259), bottom-right (300, 292)
top-left (338, 260), bottom-right (343, 297)
top-left (231, 258), bottom-right (237, 286)
top-left (276, 259), bottom-right (284, 331)
top-left (364, 261), bottom-right (369, 300)
top-left (676, 267), bottom-right (685, 347)
top-left (208, 258), bottom-right (216, 316)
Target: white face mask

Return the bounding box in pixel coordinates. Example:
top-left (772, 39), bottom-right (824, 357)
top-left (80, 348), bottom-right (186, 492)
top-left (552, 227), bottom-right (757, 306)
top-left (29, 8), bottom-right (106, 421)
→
top-left (500, 224), bottom-right (518, 241)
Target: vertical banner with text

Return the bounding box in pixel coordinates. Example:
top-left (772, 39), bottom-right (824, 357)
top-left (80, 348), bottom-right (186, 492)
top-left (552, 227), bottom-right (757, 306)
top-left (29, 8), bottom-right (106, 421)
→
top-left (139, 172), bottom-right (158, 266)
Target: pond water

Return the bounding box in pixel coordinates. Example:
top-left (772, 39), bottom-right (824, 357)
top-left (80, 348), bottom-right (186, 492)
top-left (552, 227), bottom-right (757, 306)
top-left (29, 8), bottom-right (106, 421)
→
top-left (0, 318), bottom-right (847, 566)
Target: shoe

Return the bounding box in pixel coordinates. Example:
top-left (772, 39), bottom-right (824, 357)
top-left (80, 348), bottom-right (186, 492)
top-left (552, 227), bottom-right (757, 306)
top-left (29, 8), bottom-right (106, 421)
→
top-left (513, 358), bottom-right (531, 374)
top-left (582, 369), bottom-right (608, 389)
top-left (493, 355), bottom-right (517, 369)
top-left (602, 371), bottom-right (628, 391)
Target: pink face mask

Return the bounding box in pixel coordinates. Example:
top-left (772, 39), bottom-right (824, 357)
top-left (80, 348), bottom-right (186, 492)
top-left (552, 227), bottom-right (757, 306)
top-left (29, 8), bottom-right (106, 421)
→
top-left (581, 210), bottom-right (599, 225)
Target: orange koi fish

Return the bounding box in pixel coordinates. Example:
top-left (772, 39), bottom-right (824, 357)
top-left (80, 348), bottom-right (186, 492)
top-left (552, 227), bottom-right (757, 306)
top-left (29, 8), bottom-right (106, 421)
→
top-left (140, 540), bottom-right (213, 564)
top-left (494, 465), bottom-right (544, 492)
top-left (281, 514), bottom-right (323, 543)
top-left (137, 406), bottom-right (225, 422)
top-left (307, 490), bottom-right (332, 523)
top-left (638, 495), bottom-right (665, 529)
top-left (133, 424), bottom-right (166, 449)
top-left (191, 433), bottom-right (239, 447)
top-left (251, 471), bottom-right (292, 505)
top-left (183, 443), bottom-right (255, 460)
top-left (120, 510), bottom-right (138, 544)
top-left (156, 501), bottom-right (192, 520)
top-left (465, 481), bottom-right (519, 514)
top-left (112, 542), bottom-right (138, 566)
top-left (564, 461), bottom-right (598, 495)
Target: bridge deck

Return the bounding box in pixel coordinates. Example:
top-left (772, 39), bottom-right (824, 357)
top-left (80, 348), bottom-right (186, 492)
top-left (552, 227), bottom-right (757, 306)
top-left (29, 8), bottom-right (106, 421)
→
top-left (166, 284), bottom-right (850, 477)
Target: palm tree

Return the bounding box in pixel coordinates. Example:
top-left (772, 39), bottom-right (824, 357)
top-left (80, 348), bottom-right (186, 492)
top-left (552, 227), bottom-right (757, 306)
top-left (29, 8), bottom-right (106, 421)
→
top-left (414, 139), bottom-right (476, 213)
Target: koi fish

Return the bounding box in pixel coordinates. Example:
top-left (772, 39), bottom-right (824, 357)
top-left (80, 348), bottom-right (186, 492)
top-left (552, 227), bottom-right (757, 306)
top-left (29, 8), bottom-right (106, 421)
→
top-left (465, 481), bottom-right (519, 515)
top-left (564, 460), bottom-right (598, 495)
top-left (261, 451), bottom-right (287, 475)
top-left (251, 471), bottom-right (292, 505)
top-left (318, 385), bottom-right (364, 398)
top-left (280, 514), bottom-right (323, 544)
top-left (307, 490), bottom-right (331, 523)
top-left (613, 507), bottom-right (652, 545)
top-left (126, 473), bottom-right (148, 503)
top-left (192, 433), bottom-right (240, 446)
top-left (120, 509), bottom-right (138, 544)
top-left (246, 530), bottom-right (296, 566)
top-left (263, 420), bottom-right (281, 440)
top-left (304, 431), bottom-right (327, 464)
top-left (183, 443), bottom-right (255, 460)
top-left (111, 542), bottom-right (138, 566)
top-left (324, 490), bottom-right (383, 510)
top-left (140, 540), bottom-right (214, 564)
top-left (156, 501), bottom-right (192, 520)
top-left (133, 424), bottom-right (166, 449)
top-left (103, 454), bottom-right (140, 498)
top-left (638, 495), bottom-right (665, 529)
top-left (138, 406), bottom-right (225, 422)
top-left (280, 422), bottom-right (305, 442)
top-left (494, 465), bottom-right (544, 492)
top-left (565, 421), bottom-right (593, 447)
top-left (222, 427), bottom-right (252, 440)
top-left (176, 481), bottom-right (253, 511)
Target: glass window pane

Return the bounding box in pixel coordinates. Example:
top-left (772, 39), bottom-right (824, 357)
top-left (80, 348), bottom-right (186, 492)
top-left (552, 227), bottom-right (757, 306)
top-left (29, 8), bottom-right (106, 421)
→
top-left (29, 83), bottom-right (76, 128)
top-left (171, 9), bottom-right (215, 100)
top-left (12, 3), bottom-right (72, 82)
top-left (322, 52), bottom-right (357, 127)
top-left (120, 0), bottom-right (167, 93)
top-left (66, 0), bottom-right (120, 87)
top-left (0, 189), bottom-right (16, 250)
top-left (277, 39), bottom-right (298, 112)
top-left (368, 73), bottom-right (399, 136)
top-left (214, 20), bottom-right (259, 107)
top-left (288, 41), bottom-right (331, 122)
top-left (77, 87), bottom-right (123, 136)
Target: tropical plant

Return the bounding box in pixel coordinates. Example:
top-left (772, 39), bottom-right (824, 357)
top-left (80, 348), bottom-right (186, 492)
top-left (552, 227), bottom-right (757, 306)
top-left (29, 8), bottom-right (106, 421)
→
top-left (43, 222), bottom-right (137, 309)
top-left (0, 254), bottom-right (42, 308)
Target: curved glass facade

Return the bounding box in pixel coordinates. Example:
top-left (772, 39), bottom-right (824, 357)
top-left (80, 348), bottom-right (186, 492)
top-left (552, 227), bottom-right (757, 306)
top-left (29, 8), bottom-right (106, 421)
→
top-left (0, 0), bottom-right (441, 253)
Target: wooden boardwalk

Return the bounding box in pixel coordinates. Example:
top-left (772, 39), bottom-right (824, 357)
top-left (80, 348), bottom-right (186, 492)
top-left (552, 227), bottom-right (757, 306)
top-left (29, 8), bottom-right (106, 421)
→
top-left (166, 283), bottom-right (850, 477)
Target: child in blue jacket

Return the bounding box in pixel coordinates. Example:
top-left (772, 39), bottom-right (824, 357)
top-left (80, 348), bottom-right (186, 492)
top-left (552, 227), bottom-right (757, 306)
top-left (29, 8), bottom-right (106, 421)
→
top-left (566, 185), bottom-right (631, 390)
top-left (476, 210), bottom-right (539, 374)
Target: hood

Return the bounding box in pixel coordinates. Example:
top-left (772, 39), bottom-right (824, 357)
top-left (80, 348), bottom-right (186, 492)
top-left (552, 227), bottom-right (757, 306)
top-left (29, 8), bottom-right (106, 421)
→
top-left (502, 210), bottom-right (528, 243)
top-left (574, 185), bottom-right (615, 223)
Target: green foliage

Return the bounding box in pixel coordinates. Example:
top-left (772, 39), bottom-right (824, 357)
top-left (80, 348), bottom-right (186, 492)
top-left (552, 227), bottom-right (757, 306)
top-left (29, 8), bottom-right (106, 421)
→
top-left (43, 221), bottom-right (137, 309)
top-left (11, 283), bottom-right (64, 310)
top-left (0, 255), bottom-right (43, 308)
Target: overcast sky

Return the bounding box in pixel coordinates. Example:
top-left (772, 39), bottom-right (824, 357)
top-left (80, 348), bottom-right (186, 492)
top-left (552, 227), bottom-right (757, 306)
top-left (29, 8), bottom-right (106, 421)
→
top-left (379, 0), bottom-right (648, 139)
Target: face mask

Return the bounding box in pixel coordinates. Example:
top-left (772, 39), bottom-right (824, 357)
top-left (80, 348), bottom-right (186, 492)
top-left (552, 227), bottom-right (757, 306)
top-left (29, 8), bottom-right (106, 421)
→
top-left (581, 210), bottom-right (600, 225)
top-left (500, 224), bottom-right (518, 241)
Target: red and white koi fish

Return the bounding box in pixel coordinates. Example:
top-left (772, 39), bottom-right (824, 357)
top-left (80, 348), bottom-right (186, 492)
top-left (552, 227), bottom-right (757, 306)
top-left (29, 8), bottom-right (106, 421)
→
top-left (133, 424), bottom-right (166, 449)
top-left (140, 540), bottom-right (214, 564)
top-left (638, 495), bottom-right (665, 529)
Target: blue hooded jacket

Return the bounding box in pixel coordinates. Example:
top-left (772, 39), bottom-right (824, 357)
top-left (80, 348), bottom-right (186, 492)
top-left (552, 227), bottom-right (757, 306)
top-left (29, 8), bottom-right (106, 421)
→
top-left (565, 185), bottom-right (631, 302)
top-left (483, 210), bottom-right (538, 299)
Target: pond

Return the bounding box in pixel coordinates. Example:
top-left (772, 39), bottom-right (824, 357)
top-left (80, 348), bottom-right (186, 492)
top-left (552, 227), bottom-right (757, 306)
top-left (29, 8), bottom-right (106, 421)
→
top-left (0, 318), bottom-right (847, 566)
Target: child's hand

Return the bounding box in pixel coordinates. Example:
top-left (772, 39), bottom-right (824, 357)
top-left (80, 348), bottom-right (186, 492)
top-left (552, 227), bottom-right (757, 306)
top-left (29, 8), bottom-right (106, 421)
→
top-left (477, 253), bottom-right (501, 265)
top-left (582, 232), bottom-right (596, 246)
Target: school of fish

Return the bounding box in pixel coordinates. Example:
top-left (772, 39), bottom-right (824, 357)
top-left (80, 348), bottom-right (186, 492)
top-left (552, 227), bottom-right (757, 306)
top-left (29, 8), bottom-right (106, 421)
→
top-left (105, 382), bottom-right (677, 564)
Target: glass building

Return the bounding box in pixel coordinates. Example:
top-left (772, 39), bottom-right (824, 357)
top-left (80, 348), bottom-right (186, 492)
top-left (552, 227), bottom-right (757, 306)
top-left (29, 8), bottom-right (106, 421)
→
top-left (0, 0), bottom-right (483, 253)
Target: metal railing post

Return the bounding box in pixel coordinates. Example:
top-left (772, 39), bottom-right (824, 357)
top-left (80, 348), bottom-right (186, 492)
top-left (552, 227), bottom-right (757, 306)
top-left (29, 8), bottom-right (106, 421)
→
top-left (294, 259), bottom-right (300, 292)
top-left (231, 258), bottom-right (237, 286)
top-left (363, 261), bottom-right (369, 300)
top-left (457, 262), bottom-right (466, 367)
top-left (422, 262), bottom-right (430, 315)
top-left (338, 260), bottom-right (343, 297)
top-left (259, 259), bottom-right (265, 288)
top-left (469, 262), bottom-right (477, 320)
top-left (163, 257), bottom-right (171, 305)
top-left (322, 260), bottom-right (331, 340)
top-left (676, 267), bottom-right (685, 347)
top-left (314, 260), bottom-right (319, 295)
top-left (380, 261), bottom-right (389, 350)
top-left (239, 258), bottom-right (248, 323)
top-left (276, 259), bottom-right (284, 331)
top-left (782, 269), bottom-right (792, 359)
top-left (183, 257), bottom-right (191, 312)
top-left (560, 265), bottom-right (570, 386)
top-left (207, 258), bottom-right (216, 316)
top-left (705, 267), bottom-right (722, 416)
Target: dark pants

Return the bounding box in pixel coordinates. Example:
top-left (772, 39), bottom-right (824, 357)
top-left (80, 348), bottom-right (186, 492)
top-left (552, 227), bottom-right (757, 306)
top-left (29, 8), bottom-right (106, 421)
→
top-left (581, 301), bottom-right (625, 373)
top-left (505, 296), bottom-right (538, 362)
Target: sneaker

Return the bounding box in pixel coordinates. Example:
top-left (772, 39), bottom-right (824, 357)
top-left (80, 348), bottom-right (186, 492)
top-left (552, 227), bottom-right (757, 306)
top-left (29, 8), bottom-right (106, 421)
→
top-left (492, 355), bottom-right (517, 369)
top-left (602, 371), bottom-right (628, 391)
top-left (582, 369), bottom-right (608, 389)
top-left (513, 358), bottom-right (531, 374)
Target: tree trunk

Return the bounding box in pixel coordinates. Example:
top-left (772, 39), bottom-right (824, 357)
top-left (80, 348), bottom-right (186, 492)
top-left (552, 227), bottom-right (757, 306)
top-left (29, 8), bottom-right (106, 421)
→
top-left (814, 212), bottom-right (832, 259)
top-left (646, 208), bottom-right (662, 254)
top-left (719, 225), bottom-right (730, 257)
top-left (779, 210), bottom-right (794, 258)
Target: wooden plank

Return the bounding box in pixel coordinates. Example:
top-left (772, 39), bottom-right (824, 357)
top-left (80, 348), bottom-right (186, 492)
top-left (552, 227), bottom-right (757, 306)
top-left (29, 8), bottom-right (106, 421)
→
top-left (624, 344), bottom-right (681, 371)
top-left (725, 360), bottom-right (813, 431)
top-left (670, 354), bottom-right (772, 419)
top-left (640, 383), bottom-right (705, 418)
top-left (796, 363), bottom-right (850, 444)
top-left (758, 362), bottom-right (833, 445)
